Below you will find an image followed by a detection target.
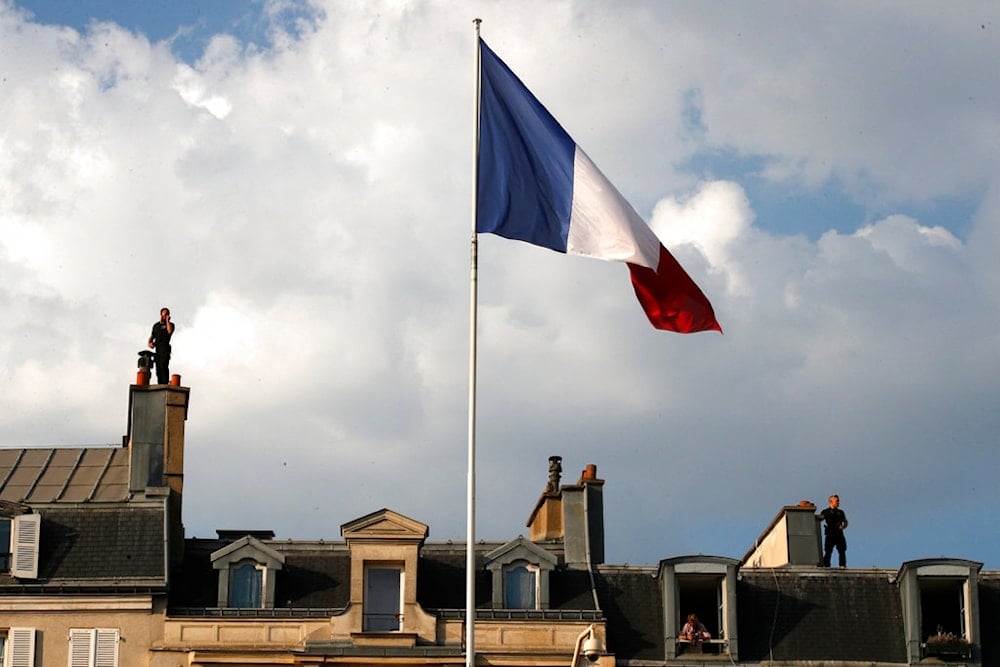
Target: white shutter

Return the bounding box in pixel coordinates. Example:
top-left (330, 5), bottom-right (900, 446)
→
top-left (94, 630), bottom-right (119, 667)
top-left (11, 514), bottom-right (40, 579)
top-left (68, 629), bottom-right (94, 667)
top-left (66, 629), bottom-right (118, 667)
top-left (8, 628), bottom-right (36, 667)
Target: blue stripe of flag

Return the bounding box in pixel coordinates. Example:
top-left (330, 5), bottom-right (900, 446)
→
top-left (476, 39), bottom-right (574, 254)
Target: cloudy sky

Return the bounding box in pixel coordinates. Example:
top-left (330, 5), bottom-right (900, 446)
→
top-left (2, 0), bottom-right (998, 570)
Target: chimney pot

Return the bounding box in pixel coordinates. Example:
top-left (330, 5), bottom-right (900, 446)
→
top-left (583, 463), bottom-right (597, 480)
top-left (136, 350), bottom-right (155, 386)
top-left (169, 374), bottom-right (181, 386)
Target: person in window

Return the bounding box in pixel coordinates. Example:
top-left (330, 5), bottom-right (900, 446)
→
top-left (147, 307), bottom-right (175, 384)
top-left (680, 613), bottom-right (711, 643)
top-left (818, 494), bottom-right (848, 568)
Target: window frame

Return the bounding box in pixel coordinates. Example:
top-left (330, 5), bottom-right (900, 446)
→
top-left (228, 559), bottom-right (266, 609)
top-left (2, 627), bottom-right (36, 667)
top-left (502, 560), bottom-right (540, 610)
top-left (676, 573), bottom-right (725, 639)
top-left (363, 564), bottom-right (404, 632)
top-left (918, 576), bottom-right (968, 642)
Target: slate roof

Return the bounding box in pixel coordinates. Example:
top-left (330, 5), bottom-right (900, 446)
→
top-left (979, 574), bottom-right (1000, 665)
top-left (0, 504), bottom-right (165, 589)
top-left (171, 538), bottom-right (353, 609)
top-left (171, 538), bottom-right (600, 615)
top-left (594, 565), bottom-right (663, 662)
top-left (736, 569), bottom-right (906, 663)
top-left (0, 446), bottom-right (130, 503)
top-left (415, 544), bottom-right (492, 610)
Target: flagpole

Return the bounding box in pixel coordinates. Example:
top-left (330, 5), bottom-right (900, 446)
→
top-left (466, 17), bottom-right (482, 667)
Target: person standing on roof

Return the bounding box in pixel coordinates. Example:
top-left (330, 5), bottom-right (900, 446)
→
top-left (147, 307), bottom-right (175, 384)
top-left (818, 494), bottom-right (848, 568)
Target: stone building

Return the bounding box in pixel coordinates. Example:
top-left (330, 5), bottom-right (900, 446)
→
top-left (2, 376), bottom-right (998, 666)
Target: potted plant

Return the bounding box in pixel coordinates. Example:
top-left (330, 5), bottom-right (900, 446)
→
top-left (924, 630), bottom-right (971, 660)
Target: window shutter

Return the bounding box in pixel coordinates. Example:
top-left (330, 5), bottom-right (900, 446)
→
top-left (94, 630), bottom-right (119, 667)
top-left (11, 513), bottom-right (40, 579)
top-left (8, 627), bottom-right (36, 667)
top-left (69, 629), bottom-right (95, 667)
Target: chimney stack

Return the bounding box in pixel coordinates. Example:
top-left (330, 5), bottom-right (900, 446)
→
top-left (526, 458), bottom-right (605, 569)
top-left (126, 372), bottom-right (190, 572)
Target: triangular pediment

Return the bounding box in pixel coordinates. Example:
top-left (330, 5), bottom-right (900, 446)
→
top-left (484, 535), bottom-right (557, 571)
top-left (341, 508), bottom-right (429, 542)
top-left (210, 535), bottom-right (285, 569)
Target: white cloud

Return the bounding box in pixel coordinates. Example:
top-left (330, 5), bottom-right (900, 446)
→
top-left (1, 0), bottom-right (999, 569)
top-left (651, 180), bottom-right (753, 295)
top-left (173, 64), bottom-right (233, 118)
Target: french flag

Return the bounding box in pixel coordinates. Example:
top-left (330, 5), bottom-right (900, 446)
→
top-left (476, 39), bottom-right (721, 334)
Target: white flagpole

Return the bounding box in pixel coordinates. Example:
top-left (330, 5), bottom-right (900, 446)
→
top-left (466, 17), bottom-right (482, 667)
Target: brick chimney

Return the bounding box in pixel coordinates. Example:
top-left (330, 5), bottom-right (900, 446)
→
top-left (126, 376), bottom-right (190, 572)
top-left (526, 460), bottom-right (605, 569)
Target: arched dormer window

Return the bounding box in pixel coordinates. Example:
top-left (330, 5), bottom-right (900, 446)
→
top-left (485, 536), bottom-right (557, 610)
top-left (210, 535), bottom-right (285, 609)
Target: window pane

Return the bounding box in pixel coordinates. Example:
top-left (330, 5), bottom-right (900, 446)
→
top-left (0, 518), bottom-right (10, 572)
top-left (364, 568), bottom-right (401, 631)
top-left (230, 563), bottom-right (263, 608)
top-left (504, 565), bottom-right (536, 609)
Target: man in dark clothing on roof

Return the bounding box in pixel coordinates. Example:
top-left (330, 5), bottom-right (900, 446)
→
top-left (147, 307), bottom-right (175, 384)
top-left (819, 494), bottom-right (848, 568)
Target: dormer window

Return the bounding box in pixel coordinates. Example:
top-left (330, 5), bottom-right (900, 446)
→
top-left (340, 509), bottom-right (431, 643)
top-left (897, 558), bottom-right (982, 662)
top-left (211, 535), bottom-right (285, 609)
top-left (485, 536), bottom-right (557, 610)
top-left (659, 555), bottom-right (740, 660)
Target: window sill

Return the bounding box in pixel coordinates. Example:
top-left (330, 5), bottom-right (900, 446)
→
top-left (351, 632), bottom-right (417, 648)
